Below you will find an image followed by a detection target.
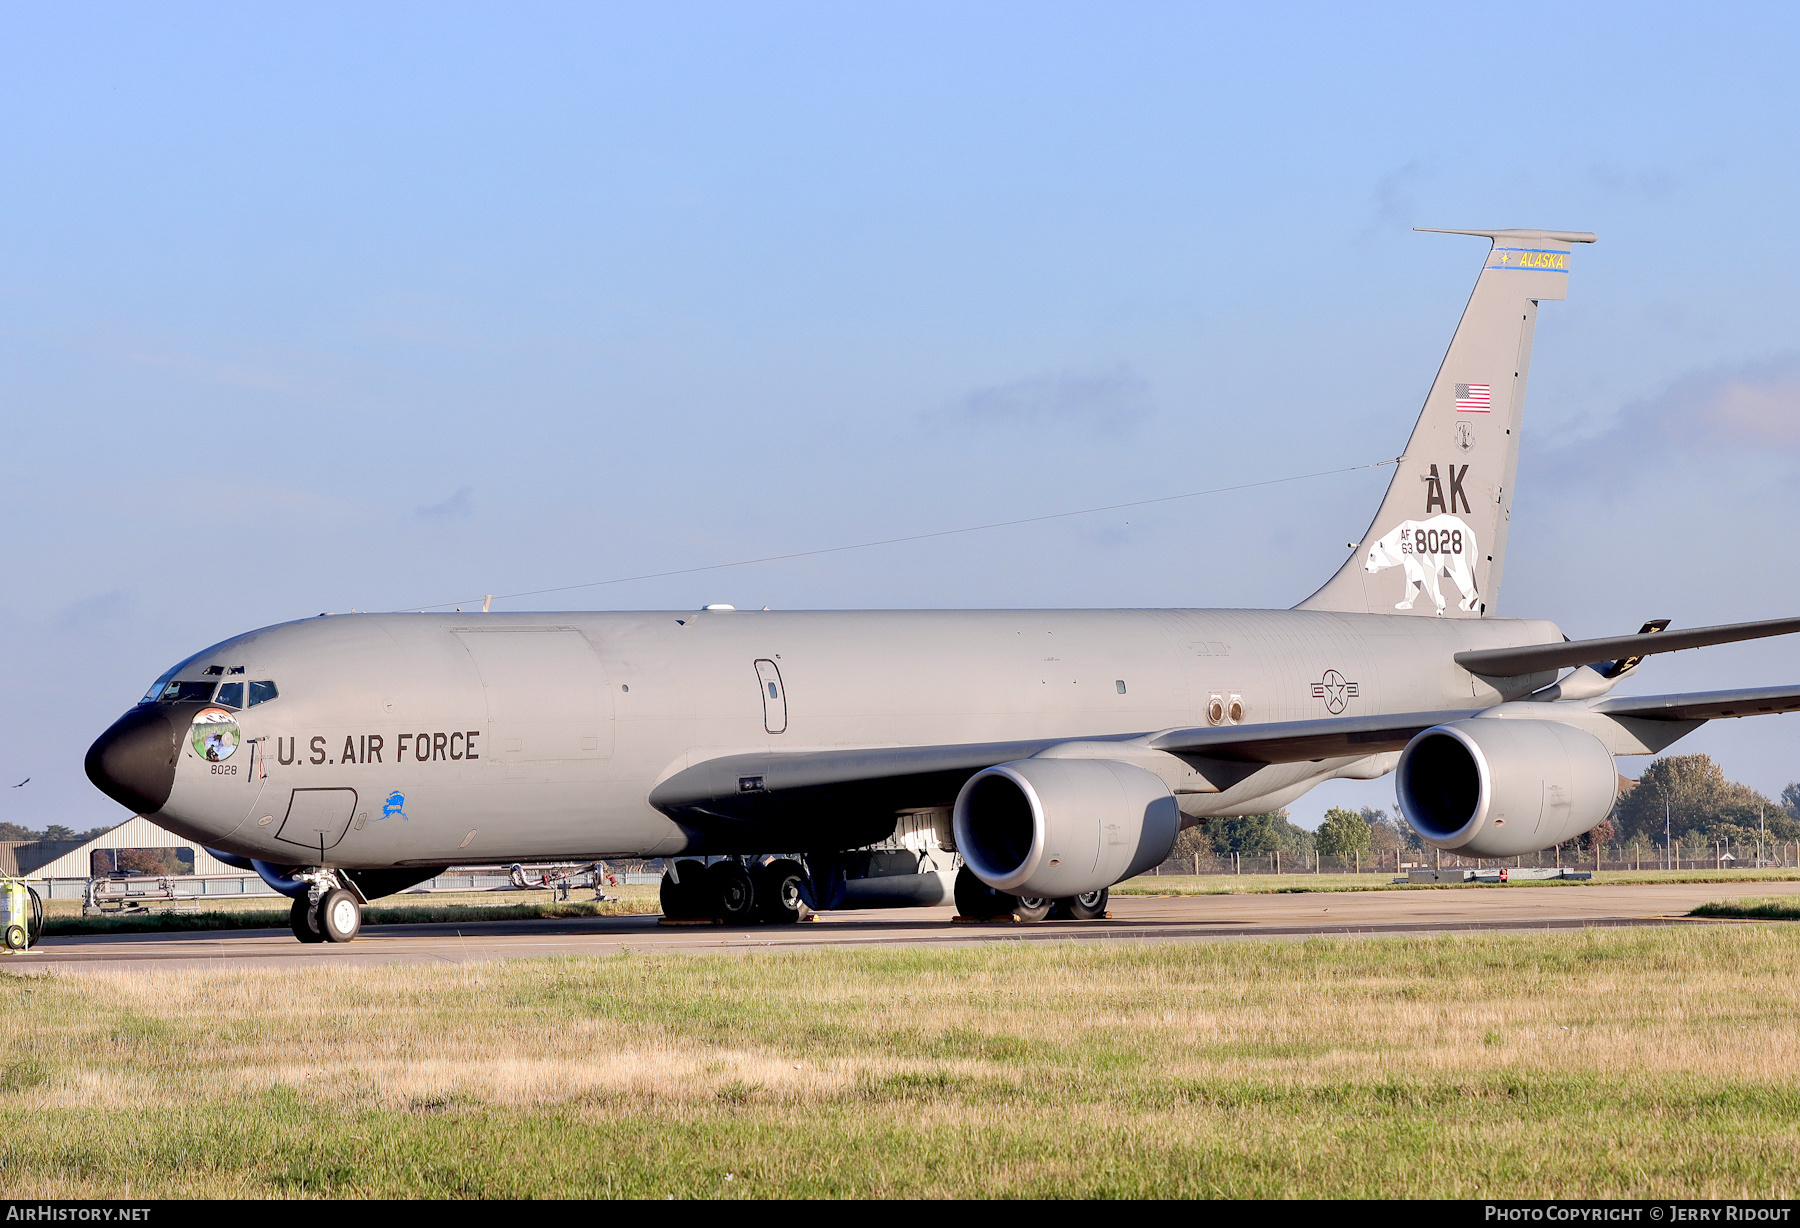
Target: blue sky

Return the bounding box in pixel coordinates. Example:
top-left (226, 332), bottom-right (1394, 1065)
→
top-left (4, 1), bottom-right (1797, 832)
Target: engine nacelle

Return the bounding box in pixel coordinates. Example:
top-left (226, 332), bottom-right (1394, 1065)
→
top-left (1396, 718), bottom-right (1618, 858)
top-left (953, 758), bottom-right (1180, 898)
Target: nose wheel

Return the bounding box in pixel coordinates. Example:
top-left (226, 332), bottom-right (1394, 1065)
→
top-left (288, 884), bottom-right (363, 944)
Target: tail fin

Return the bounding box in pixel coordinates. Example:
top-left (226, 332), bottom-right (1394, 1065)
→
top-left (1298, 227), bottom-right (1597, 618)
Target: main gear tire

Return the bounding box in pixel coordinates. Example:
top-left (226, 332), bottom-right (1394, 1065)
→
top-left (1013, 895), bottom-right (1052, 922)
top-left (954, 864), bottom-right (1018, 920)
top-left (707, 860), bottom-right (757, 925)
top-left (1062, 887), bottom-right (1109, 921)
top-left (290, 897), bottom-right (326, 944)
top-left (659, 860), bottom-right (710, 918)
top-left (753, 859), bottom-right (808, 925)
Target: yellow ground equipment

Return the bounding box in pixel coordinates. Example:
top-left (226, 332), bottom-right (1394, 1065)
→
top-left (0, 880), bottom-right (44, 953)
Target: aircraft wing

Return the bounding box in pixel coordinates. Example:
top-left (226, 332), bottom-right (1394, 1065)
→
top-left (649, 709), bottom-right (1484, 846)
top-left (650, 687), bottom-right (1800, 850)
top-left (1454, 615), bottom-right (1800, 677)
top-left (1592, 684), bottom-right (1800, 722)
top-left (649, 735), bottom-right (1130, 847)
top-left (1145, 710), bottom-right (1483, 762)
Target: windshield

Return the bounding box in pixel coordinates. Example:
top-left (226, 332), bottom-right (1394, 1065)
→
top-left (153, 680), bottom-right (217, 704)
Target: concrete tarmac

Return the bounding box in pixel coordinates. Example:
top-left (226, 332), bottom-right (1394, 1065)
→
top-left (21, 878), bottom-right (1800, 974)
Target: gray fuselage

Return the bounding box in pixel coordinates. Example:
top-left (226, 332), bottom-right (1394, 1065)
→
top-left (128, 607), bottom-right (1561, 867)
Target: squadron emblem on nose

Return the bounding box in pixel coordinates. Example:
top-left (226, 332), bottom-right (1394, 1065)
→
top-left (189, 707), bottom-right (240, 762)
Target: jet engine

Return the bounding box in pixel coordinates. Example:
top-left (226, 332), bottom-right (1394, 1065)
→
top-left (1396, 718), bottom-right (1618, 859)
top-left (953, 758), bottom-right (1180, 898)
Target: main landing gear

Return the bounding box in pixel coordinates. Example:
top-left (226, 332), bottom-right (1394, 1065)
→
top-left (660, 858), bottom-right (808, 925)
top-left (288, 874), bottom-right (364, 944)
top-left (953, 865), bottom-right (1108, 922)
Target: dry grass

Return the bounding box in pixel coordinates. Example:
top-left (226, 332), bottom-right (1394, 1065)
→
top-left (1, 925), bottom-right (1799, 1196)
top-left (1692, 897), bottom-right (1800, 920)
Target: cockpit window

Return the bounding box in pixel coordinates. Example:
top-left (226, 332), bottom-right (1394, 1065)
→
top-left (248, 680), bottom-right (279, 707)
top-left (155, 681), bottom-right (216, 704)
top-left (213, 681), bottom-right (244, 709)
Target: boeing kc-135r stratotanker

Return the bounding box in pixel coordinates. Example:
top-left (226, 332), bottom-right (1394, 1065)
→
top-left (85, 229), bottom-right (1800, 943)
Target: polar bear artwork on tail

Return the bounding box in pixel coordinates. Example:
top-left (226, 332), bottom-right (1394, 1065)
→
top-left (1365, 515), bottom-right (1480, 615)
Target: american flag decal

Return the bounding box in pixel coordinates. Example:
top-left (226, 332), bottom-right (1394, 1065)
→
top-left (1455, 383), bottom-right (1492, 412)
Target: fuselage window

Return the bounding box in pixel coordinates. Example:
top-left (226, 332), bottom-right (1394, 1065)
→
top-left (158, 681), bottom-right (216, 704)
top-left (248, 680), bottom-right (279, 707)
top-left (214, 681), bottom-right (244, 708)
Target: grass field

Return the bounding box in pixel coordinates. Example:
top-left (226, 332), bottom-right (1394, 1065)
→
top-left (1693, 897), bottom-right (1800, 920)
top-left (5, 924), bottom-right (1800, 1197)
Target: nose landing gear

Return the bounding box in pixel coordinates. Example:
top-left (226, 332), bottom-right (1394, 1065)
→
top-left (285, 871), bottom-right (365, 944)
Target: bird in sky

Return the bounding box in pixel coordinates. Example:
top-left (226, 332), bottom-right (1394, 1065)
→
top-left (11, 779), bottom-right (26, 788)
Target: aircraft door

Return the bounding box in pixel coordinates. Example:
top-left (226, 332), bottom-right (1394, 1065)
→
top-left (275, 788), bottom-right (358, 854)
top-left (754, 659), bottom-right (787, 734)
top-left (454, 629), bottom-right (615, 761)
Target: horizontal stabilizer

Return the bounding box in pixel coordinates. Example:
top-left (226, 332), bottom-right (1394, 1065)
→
top-left (1148, 709), bottom-right (1482, 763)
top-left (1415, 227), bottom-right (1598, 245)
top-left (1593, 684), bottom-right (1800, 723)
top-left (1455, 615), bottom-right (1800, 678)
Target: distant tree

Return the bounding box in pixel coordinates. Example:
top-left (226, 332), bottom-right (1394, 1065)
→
top-left (1207, 812), bottom-right (1279, 857)
top-left (1363, 806), bottom-right (1420, 854)
top-left (40, 825), bottom-right (74, 842)
top-left (1784, 782), bottom-right (1800, 823)
top-left (1270, 812), bottom-right (1316, 856)
top-left (1316, 807), bottom-right (1372, 865)
top-left (1614, 755), bottom-right (1791, 844)
top-left (1578, 817), bottom-right (1617, 853)
top-left (0, 824), bottom-right (36, 842)
top-left (1168, 825), bottom-right (1211, 865)
top-left (115, 847), bottom-right (191, 876)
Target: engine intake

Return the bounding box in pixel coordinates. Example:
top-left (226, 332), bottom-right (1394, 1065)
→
top-left (953, 758), bottom-right (1180, 898)
top-left (1396, 718), bottom-right (1618, 858)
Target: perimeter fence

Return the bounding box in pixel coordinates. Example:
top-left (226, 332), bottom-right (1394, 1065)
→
top-left (1147, 843), bottom-right (1800, 877)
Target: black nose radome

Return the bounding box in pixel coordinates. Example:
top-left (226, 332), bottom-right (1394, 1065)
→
top-left (85, 706), bottom-right (180, 815)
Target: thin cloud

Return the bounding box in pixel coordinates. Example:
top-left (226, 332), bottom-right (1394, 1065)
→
top-left (1363, 160), bottom-right (1431, 238)
top-left (55, 590), bottom-right (131, 633)
top-left (1533, 354), bottom-right (1800, 490)
top-left (941, 364), bottom-right (1151, 434)
top-left (1616, 356), bottom-right (1800, 451)
top-left (1587, 161), bottom-right (1678, 203)
top-left (417, 486), bottom-right (475, 519)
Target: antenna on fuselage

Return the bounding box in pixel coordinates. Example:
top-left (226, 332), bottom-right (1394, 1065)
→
top-left (482, 595), bottom-right (493, 613)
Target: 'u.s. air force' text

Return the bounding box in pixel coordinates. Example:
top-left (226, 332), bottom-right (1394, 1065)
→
top-left (272, 732), bottom-right (481, 766)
